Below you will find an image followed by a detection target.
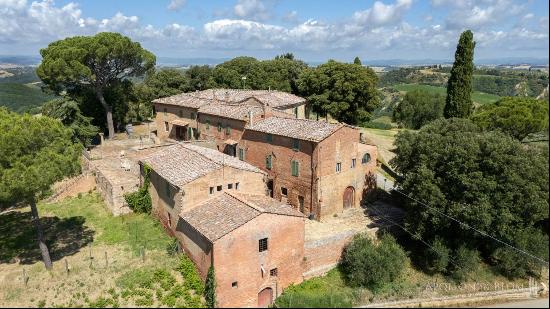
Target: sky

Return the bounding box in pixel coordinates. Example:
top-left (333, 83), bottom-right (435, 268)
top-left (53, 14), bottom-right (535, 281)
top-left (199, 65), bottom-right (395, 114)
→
top-left (0, 0), bottom-right (548, 62)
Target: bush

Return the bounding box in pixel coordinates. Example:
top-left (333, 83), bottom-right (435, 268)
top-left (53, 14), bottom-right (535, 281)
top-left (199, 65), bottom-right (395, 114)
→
top-left (492, 228), bottom-right (549, 279)
top-left (449, 246), bottom-right (481, 283)
top-left (424, 237), bottom-right (450, 275)
top-left (176, 255), bottom-right (204, 294)
top-left (124, 164), bottom-right (152, 213)
top-left (340, 234), bottom-right (408, 291)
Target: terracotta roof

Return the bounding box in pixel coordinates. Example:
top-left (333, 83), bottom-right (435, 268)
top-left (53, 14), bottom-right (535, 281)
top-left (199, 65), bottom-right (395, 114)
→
top-left (140, 143), bottom-right (264, 187)
top-left (179, 192), bottom-right (304, 242)
top-left (153, 88), bottom-right (305, 110)
top-left (246, 117), bottom-right (342, 142)
top-left (197, 102), bottom-right (265, 120)
top-left (170, 119), bottom-right (189, 126)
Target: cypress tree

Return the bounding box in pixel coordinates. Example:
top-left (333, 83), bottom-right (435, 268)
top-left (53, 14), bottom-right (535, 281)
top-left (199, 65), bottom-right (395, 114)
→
top-left (354, 56), bottom-right (362, 65)
top-left (204, 266), bottom-right (217, 308)
top-left (444, 30), bottom-right (475, 118)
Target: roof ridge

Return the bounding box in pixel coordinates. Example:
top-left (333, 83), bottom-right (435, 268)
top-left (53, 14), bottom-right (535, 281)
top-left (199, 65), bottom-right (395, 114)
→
top-left (225, 191), bottom-right (266, 213)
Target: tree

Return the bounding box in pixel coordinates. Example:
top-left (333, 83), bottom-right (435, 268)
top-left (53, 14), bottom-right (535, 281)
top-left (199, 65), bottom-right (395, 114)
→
top-left (297, 60), bottom-right (380, 124)
top-left (41, 98), bottom-right (99, 146)
top-left (340, 234), bottom-right (408, 291)
top-left (392, 90), bottom-right (445, 129)
top-left (185, 65), bottom-right (213, 91)
top-left (353, 57), bottom-right (362, 65)
top-left (391, 118), bottom-right (548, 278)
top-left (0, 108), bottom-right (81, 269)
top-left (204, 266), bottom-right (217, 308)
top-left (37, 32), bottom-right (156, 138)
top-left (471, 96), bottom-right (549, 140)
top-left (444, 30), bottom-right (475, 118)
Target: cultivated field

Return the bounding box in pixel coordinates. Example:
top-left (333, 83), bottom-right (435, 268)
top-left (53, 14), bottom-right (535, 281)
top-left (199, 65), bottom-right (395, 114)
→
top-left (0, 193), bottom-right (204, 308)
top-left (393, 83), bottom-right (500, 106)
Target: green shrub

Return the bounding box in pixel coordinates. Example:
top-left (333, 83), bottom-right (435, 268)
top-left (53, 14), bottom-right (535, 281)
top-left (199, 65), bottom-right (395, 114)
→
top-left (116, 268), bottom-right (155, 290)
top-left (449, 246), bottom-right (481, 283)
top-left (124, 164), bottom-right (152, 213)
top-left (176, 255), bottom-right (204, 294)
top-left (204, 266), bottom-right (216, 308)
top-left (340, 234), bottom-right (408, 291)
top-left (392, 89), bottom-right (444, 129)
top-left (424, 237), bottom-right (450, 274)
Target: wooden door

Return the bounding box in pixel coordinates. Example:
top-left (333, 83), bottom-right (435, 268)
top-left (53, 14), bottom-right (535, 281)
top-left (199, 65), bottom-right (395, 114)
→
top-left (343, 186), bottom-right (355, 209)
top-left (258, 288), bottom-right (273, 308)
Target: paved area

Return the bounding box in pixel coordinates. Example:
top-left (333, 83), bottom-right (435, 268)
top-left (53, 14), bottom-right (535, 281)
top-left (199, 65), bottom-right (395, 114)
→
top-left (479, 298), bottom-right (549, 308)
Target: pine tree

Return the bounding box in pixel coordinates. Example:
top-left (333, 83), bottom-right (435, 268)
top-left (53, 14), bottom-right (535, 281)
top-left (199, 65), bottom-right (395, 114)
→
top-left (204, 266), bottom-right (217, 308)
top-left (444, 30), bottom-right (475, 118)
top-left (354, 56), bottom-right (362, 65)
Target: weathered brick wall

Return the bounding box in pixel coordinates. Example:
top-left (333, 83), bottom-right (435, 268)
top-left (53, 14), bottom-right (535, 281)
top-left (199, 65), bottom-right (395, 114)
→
top-left (154, 103), bottom-right (199, 141)
top-left (316, 127), bottom-right (378, 218)
top-left (197, 115), bottom-right (246, 153)
top-left (180, 167), bottom-right (267, 212)
top-left (240, 130), bottom-right (315, 216)
top-left (175, 220), bottom-right (213, 278)
top-left (303, 231), bottom-right (354, 279)
top-left (213, 214), bottom-right (305, 308)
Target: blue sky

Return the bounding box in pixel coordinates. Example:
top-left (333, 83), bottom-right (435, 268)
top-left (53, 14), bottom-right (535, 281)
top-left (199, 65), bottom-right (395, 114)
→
top-left (1, 0), bottom-right (548, 62)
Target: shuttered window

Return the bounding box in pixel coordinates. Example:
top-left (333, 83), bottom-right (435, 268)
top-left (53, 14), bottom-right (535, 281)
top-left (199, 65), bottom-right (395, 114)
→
top-left (266, 155), bottom-right (272, 170)
top-left (291, 160), bottom-right (299, 177)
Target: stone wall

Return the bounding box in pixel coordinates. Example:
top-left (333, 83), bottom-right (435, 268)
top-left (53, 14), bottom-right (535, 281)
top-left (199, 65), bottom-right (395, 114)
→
top-left (302, 230), bottom-right (354, 279)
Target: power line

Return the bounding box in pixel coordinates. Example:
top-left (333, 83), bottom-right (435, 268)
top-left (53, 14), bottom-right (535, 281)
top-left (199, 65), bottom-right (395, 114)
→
top-left (391, 188), bottom-right (549, 266)
top-left (367, 203), bottom-right (480, 284)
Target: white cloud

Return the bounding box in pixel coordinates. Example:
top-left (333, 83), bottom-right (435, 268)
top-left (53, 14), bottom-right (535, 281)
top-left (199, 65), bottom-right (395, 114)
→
top-left (167, 0), bottom-right (186, 11)
top-left (0, 0), bottom-right (546, 60)
top-left (352, 0), bottom-right (413, 28)
top-left (233, 0), bottom-right (270, 21)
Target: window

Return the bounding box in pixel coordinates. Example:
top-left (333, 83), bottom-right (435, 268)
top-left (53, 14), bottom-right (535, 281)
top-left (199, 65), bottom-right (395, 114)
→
top-left (232, 282), bottom-right (238, 288)
top-left (217, 185), bottom-right (222, 192)
top-left (225, 125), bottom-right (231, 135)
top-left (259, 238), bottom-right (268, 252)
top-left (206, 120), bottom-right (210, 130)
top-left (191, 112), bottom-right (196, 120)
top-left (294, 107), bottom-right (298, 118)
top-left (187, 127), bottom-right (193, 140)
top-left (266, 134), bottom-right (273, 143)
top-left (238, 148), bottom-right (244, 161)
top-left (336, 162), bottom-right (342, 173)
top-left (351, 158), bottom-right (356, 168)
top-left (165, 182), bottom-right (170, 197)
top-left (235, 182), bottom-right (240, 190)
top-left (270, 268), bottom-right (278, 277)
top-left (209, 187), bottom-right (214, 194)
top-left (362, 153), bottom-right (371, 164)
top-left (164, 121), bottom-right (169, 132)
top-left (291, 160), bottom-right (299, 177)
top-left (292, 139), bottom-right (300, 151)
top-left (217, 122), bottom-right (222, 132)
top-left (167, 212), bottom-right (172, 227)
top-left (281, 187), bottom-right (288, 196)
top-left (265, 155), bottom-right (272, 170)
top-left (228, 183), bottom-right (233, 189)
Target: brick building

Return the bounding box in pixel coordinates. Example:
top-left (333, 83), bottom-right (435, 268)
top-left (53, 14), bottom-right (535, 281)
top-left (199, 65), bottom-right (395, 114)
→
top-left (152, 89), bottom-right (307, 154)
top-left (140, 143), bottom-right (305, 308)
top-left (241, 117), bottom-right (378, 220)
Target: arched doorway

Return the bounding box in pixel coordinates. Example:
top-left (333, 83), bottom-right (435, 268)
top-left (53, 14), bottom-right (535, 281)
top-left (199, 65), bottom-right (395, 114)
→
top-left (258, 287), bottom-right (273, 308)
top-left (343, 186), bottom-right (355, 209)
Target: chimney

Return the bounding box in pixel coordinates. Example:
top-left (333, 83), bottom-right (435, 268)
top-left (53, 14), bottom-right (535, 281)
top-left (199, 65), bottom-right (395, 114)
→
top-left (248, 110), bottom-right (254, 126)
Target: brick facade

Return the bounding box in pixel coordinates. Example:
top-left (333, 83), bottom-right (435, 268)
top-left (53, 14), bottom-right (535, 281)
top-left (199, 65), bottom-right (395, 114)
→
top-left (241, 125), bottom-right (377, 220)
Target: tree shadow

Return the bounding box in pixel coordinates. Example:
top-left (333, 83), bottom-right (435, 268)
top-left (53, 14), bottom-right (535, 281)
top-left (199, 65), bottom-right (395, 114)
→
top-left (0, 210), bottom-right (95, 265)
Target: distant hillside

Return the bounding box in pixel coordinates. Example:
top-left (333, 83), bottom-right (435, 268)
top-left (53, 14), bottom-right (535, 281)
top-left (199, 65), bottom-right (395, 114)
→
top-left (0, 83), bottom-right (56, 113)
top-left (392, 84), bottom-right (500, 106)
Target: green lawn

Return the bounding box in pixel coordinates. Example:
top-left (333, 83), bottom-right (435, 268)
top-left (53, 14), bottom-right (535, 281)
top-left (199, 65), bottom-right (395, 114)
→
top-left (393, 83), bottom-right (500, 105)
top-left (0, 193), bottom-right (204, 308)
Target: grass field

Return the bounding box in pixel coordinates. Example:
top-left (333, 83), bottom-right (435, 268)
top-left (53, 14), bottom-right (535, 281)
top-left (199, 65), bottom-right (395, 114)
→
top-left (362, 127), bottom-right (401, 165)
top-left (0, 83), bottom-right (56, 113)
top-left (0, 193), bottom-right (204, 308)
top-left (393, 83), bottom-right (500, 105)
